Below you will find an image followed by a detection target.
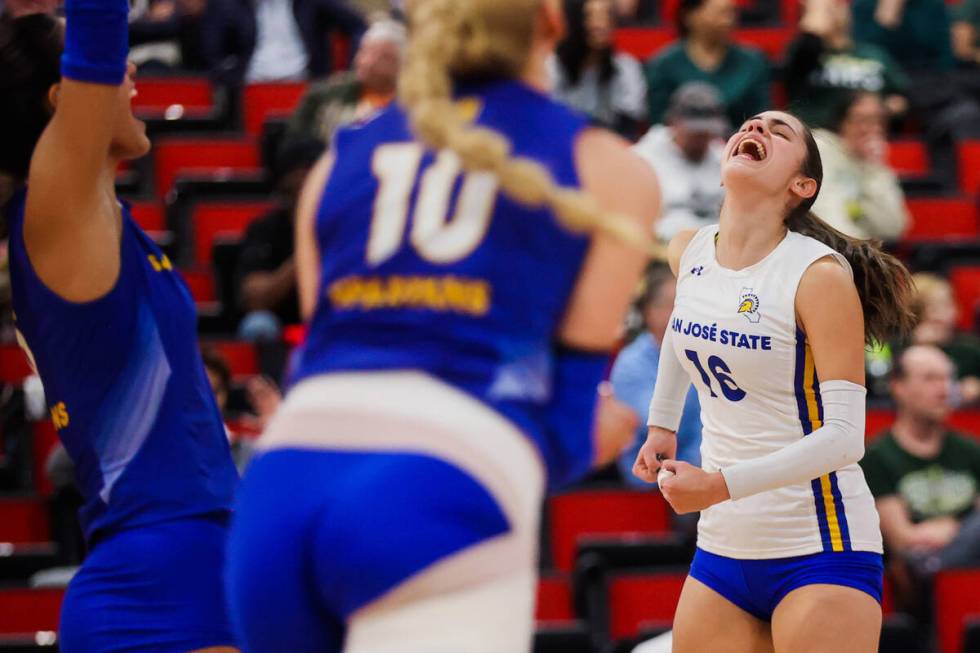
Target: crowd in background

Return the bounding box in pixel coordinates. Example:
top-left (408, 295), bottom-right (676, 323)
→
top-left (0, 0), bottom-right (979, 645)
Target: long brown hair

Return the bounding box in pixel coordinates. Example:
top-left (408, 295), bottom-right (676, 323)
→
top-left (785, 120), bottom-right (915, 344)
top-left (398, 0), bottom-right (654, 251)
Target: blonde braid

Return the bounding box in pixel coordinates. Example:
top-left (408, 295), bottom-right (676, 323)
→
top-left (399, 0), bottom-right (663, 258)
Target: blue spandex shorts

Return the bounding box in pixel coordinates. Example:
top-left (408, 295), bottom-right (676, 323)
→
top-left (59, 514), bottom-right (235, 653)
top-left (225, 448), bottom-right (511, 653)
top-left (689, 547), bottom-right (884, 621)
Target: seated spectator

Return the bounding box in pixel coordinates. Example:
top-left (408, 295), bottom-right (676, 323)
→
top-left (200, 0), bottom-right (366, 85)
top-left (860, 346), bottom-right (980, 598)
top-left (281, 17), bottom-right (404, 151)
top-left (613, 265), bottom-right (701, 488)
top-left (784, 0), bottom-right (908, 129)
top-left (810, 91), bottom-right (909, 241)
top-left (953, 0), bottom-right (980, 67)
top-left (644, 0), bottom-right (769, 127)
top-left (549, 0), bottom-right (647, 137)
top-left (853, 0), bottom-right (980, 188)
top-left (633, 82), bottom-right (726, 241)
top-left (910, 273), bottom-right (980, 405)
top-left (236, 140), bottom-right (323, 342)
top-left (201, 348), bottom-right (255, 473)
top-left (129, 0), bottom-right (209, 73)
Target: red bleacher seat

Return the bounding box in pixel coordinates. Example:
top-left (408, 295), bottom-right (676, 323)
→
top-left (132, 77), bottom-right (213, 115)
top-left (152, 138), bottom-right (261, 200)
top-left (190, 201), bottom-right (275, 267)
top-left (0, 498), bottom-right (49, 544)
top-left (935, 569), bottom-right (980, 653)
top-left (614, 27), bottom-right (677, 60)
top-left (0, 589), bottom-right (63, 634)
top-left (0, 345), bottom-right (33, 385)
top-left (958, 141), bottom-right (980, 195)
top-left (903, 198), bottom-right (978, 241)
top-left (950, 266), bottom-right (980, 332)
top-left (243, 82), bottom-right (308, 137)
top-left (180, 269), bottom-right (217, 303)
top-left (203, 341), bottom-right (259, 377)
top-left (608, 571), bottom-right (686, 641)
top-left (867, 410), bottom-right (980, 440)
top-left (32, 421), bottom-right (59, 498)
top-left (549, 490), bottom-right (671, 572)
top-left (733, 28), bottom-right (793, 61)
top-left (127, 200), bottom-right (166, 233)
top-left (536, 573), bottom-right (575, 623)
top-left (888, 140), bottom-right (929, 177)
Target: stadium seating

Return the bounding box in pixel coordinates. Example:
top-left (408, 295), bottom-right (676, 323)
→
top-left (31, 422), bottom-right (58, 498)
top-left (958, 141), bottom-right (980, 196)
top-left (536, 573), bottom-right (576, 623)
top-left (0, 347), bottom-right (32, 386)
top-left (0, 499), bottom-right (49, 544)
top-left (0, 544), bottom-right (58, 584)
top-left (131, 77), bottom-right (213, 117)
top-left (935, 569), bottom-right (980, 653)
top-left (187, 200), bottom-right (276, 268)
top-left (548, 489), bottom-right (672, 572)
top-left (0, 590), bottom-right (62, 635)
top-left (202, 341), bottom-right (259, 378)
top-left (152, 138), bottom-right (261, 200)
top-left (605, 571), bottom-right (686, 641)
top-left (242, 83), bottom-right (308, 137)
top-left (904, 199), bottom-right (978, 242)
top-left (949, 266), bottom-right (980, 332)
top-left (127, 200), bottom-right (166, 233)
top-left (889, 140), bottom-right (930, 178)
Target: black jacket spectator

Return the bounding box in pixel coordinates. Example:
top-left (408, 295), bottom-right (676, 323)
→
top-left (200, 0), bottom-right (366, 84)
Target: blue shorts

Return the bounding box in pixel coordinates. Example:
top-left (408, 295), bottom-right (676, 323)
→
top-left (59, 514), bottom-right (236, 653)
top-left (689, 547), bottom-right (884, 621)
top-left (225, 448), bottom-right (511, 653)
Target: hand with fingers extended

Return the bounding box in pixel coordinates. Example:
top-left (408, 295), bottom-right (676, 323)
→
top-left (632, 426), bottom-right (677, 483)
top-left (657, 459), bottom-right (731, 514)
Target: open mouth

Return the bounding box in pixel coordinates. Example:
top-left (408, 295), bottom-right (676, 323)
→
top-left (734, 137), bottom-right (767, 162)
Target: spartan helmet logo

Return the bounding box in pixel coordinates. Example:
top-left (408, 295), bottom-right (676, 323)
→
top-left (737, 288), bottom-right (761, 323)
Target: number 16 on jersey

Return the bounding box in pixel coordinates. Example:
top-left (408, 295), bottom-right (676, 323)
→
top-left (684, 349), bottom-right (746, 402)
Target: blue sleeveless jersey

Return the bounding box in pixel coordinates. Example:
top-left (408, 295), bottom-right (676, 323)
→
top-left (7, 193), bottom-right (238, 542)
top-left (293, 80), bottom-right (593, 484)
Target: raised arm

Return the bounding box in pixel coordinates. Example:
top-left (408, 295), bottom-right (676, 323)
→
top-left (23, 0), bottom-right (145, 302)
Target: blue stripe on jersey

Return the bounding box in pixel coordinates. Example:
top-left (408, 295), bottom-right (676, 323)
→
top-left (94, 300), bottom-right (172, 503)
top-left (794, 328), bottom-right (850, 552)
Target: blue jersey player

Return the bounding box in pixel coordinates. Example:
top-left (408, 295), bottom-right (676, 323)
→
top-left (225, 1), bottom-right (660, 652)
top-left (0, 9), bottom-right (238, 653)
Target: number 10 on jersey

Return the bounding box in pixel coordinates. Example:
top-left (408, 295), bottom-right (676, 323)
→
top-left (684, 349), bottom-right (746, 402)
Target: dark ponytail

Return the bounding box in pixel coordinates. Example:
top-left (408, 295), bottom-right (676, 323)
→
top-left (785, 121), bottom-right (915, 345)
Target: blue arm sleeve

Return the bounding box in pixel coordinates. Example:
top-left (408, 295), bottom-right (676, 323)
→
top-left (61, 0), bottom-right (129, 85)
top-left (543, 345), bottom-right (610, 490)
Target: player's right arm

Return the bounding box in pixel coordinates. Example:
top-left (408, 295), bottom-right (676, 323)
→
top-left (294, 153), bottom-right (335, 321)
top-left (23, 0), bottom-right (132, 302)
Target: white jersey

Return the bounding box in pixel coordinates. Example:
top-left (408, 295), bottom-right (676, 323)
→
top-left (670, 225), bottom-right (883, 558)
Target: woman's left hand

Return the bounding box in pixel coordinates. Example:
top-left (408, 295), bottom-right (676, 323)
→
top-left (658, 460), bottom-right (731, 514)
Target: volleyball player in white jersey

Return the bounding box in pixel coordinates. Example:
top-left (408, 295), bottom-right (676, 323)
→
top-left (633, 110), bottom-right (914, 653)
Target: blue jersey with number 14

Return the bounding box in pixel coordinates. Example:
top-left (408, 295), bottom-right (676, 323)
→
top-left (293, 79), bottom-right (593, 482)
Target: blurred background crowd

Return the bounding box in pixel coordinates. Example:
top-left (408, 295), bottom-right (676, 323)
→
top-left (0, 0), bottom-right (980, 651)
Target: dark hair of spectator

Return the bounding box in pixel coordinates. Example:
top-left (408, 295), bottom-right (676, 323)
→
top-left (782, 115), bottom-right (915, 344)
top-left (201, 348), bottom-right (232, 395)
top-left (556, 0), bottom-right (614, 87)
top-left (0, 14), bottom-right (62, 183)
top-left (829, 90), bottom-right (879, 134)
top-left (676, 0), bottom-right (708, 39)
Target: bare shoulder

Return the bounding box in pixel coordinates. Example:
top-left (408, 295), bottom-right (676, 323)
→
top-left (798, 255), bottom-right (855, 300)
top-left (666, 229), bottom-right (698, 276)
top-left (574, 127), bottom-right (660, 223)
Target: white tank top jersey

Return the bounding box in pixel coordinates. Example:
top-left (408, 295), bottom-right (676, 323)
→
top-left (670, 225), bottom-right (883, 558)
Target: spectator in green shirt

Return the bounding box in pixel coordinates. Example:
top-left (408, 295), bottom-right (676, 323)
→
top-left (952, 0), bottom-right (980, 66)
top-left (910, 273), bottom-right (980, 405)
top-left (784, 0), bottom-right (908, 129)
top-left (852, 0), bottom-right (980, 189)
top-left (860, 346), bottom-right (980, 583)
top-left (643, 0), bottom-right (769, 127)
